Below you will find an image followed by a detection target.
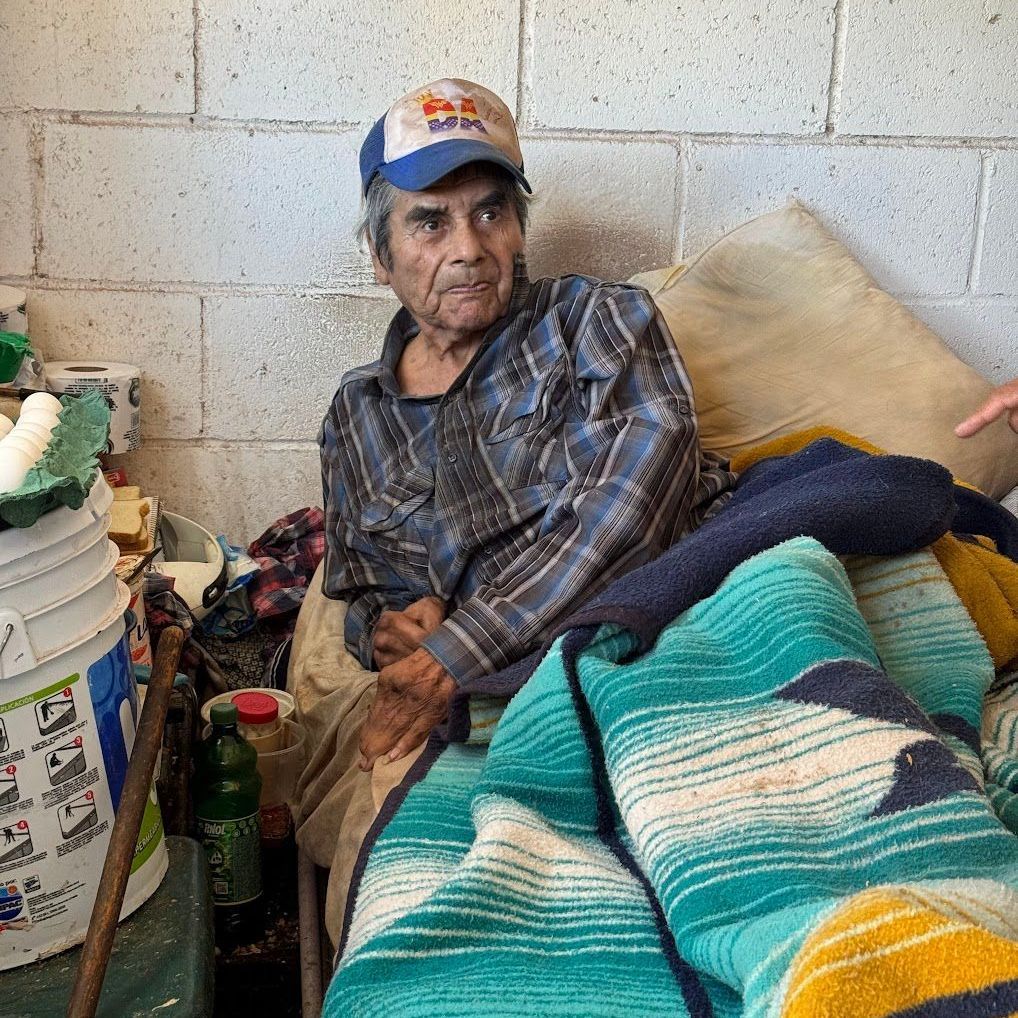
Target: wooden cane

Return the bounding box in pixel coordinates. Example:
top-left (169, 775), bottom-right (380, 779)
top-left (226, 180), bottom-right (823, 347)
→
top-left (66, 625), bottom-right (185, 1018)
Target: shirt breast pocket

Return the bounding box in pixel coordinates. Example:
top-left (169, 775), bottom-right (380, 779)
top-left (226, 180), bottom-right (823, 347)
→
top-left (479, 370), bottom-right (570, 489)
top-left (358, 468), bottom-right (434, 587)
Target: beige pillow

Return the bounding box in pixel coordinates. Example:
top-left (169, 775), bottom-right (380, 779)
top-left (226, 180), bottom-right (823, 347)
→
top-left (630, 204), bottom-right (1017, 498)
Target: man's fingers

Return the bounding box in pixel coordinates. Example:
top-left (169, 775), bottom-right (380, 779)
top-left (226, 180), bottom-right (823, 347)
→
top-left (1009, 407), bottom-right (1018, 434)
top-left (403, 596), bottom-right (446, 633)
top-left (358, 649), bottom-right (456, 771)
top-left (372, 646), bottom-right (401, 669)
top-left (387, 713), bottom-right (436, 763)
top-left (379, 612), bottom-right (426, 643)
top-left (372, 630), bottom-right (415, 666)
top-left (358, 695), bottom-right (408, 771)
top-left (372, 612), bottom-right (428, 668)
top-left (402, 601), bottom-right (429, 623)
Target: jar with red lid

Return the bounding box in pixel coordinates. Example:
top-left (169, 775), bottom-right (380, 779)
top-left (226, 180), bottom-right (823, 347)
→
top-left (230, 691), bottom-right (283, 753)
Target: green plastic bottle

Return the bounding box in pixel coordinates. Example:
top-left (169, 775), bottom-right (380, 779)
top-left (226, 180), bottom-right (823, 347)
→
top-left (194, 702), bottom-right (263, 943)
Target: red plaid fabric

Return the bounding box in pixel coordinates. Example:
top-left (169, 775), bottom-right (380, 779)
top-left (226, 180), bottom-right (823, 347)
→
top-left (247, 507), bottom-right (326, 621)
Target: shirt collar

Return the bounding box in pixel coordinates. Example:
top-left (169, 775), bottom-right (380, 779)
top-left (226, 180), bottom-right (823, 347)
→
top-left (377, 255), bottom-right (532, 398)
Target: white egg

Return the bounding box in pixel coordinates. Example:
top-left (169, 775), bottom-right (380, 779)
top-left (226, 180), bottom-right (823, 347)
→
top-left (15, 420), bottom-right (53, 450)
top-left (0, 447), bottom-right (35, 493)
top-left (18, 407), bottom-right (61, 432)
top-left (1, 433), bottom-right (44, 461)
top-left (21, 392), bottom-right (64, 416)
top-left (0, 415), bottom-right (12, 439)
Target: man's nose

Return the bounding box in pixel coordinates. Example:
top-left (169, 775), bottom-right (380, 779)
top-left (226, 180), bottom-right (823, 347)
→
top-left (449, 219), bottom-right (485, 265)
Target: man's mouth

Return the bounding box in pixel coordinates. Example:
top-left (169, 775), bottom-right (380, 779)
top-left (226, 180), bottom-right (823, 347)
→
top-left (446, 282), bottom-right (491, 294)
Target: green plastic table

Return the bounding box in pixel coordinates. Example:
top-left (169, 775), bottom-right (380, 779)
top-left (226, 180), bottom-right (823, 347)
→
top-left (3, 836), bottom-right (215, 1017)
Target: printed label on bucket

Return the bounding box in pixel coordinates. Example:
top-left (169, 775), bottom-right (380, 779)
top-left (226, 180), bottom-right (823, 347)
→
top-left (0, 629), bottom-right (166, 968)
top-left (197, 812), bottom-right (262, 906)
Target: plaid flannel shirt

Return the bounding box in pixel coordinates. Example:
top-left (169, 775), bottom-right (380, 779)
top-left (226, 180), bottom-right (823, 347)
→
top-left (320, 261), bottom-right (733, 684)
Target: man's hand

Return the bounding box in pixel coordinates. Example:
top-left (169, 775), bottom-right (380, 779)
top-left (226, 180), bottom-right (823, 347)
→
top-left (359, 647), bottom-right (456, 771)
top-left (956, 378), bottom-right (1018, 438)
top-left (372, 595), bottom-right (446, 669)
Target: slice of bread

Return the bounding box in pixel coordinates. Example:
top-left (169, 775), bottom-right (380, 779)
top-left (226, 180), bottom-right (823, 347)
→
top-left (110, 498), bottom-right (149, 546)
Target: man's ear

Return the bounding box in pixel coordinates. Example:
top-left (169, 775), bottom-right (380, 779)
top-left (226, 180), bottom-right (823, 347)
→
top-left (368, 240), bottom-right (390, 286)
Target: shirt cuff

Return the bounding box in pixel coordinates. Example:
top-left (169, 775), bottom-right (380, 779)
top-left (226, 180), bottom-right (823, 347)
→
top-left (421, 598), bottom-right (526, 685)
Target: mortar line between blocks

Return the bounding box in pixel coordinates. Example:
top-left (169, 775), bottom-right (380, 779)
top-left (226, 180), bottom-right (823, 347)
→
top-left (28, 113), bottom-right (45, 277)
top-left (192, 0), bottom-right (202, 115)
top-left (966, 152), bottom-right (994, 294)
top-left (0, 277), bottom-right (394, 299)
top-left (515, 0), bottom-right (529, 126)
top-left (672, 139), bottom-right (687, 264)
top-left (198, 295), bottom-right (207, 437)
top-left (825, 0), bottom-right (849, 134)
top-left (13, 109), bottom-right (1018, 150)
top-left (143, 438), bottom-right (319, 450)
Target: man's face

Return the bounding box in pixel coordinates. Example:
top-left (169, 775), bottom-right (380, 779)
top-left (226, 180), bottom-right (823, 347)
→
top-left (371, 165), bottom-right (524, 345)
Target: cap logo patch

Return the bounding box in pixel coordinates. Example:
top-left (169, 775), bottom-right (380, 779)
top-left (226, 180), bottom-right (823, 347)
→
top-left (415, 91), bottom-right (488, 134)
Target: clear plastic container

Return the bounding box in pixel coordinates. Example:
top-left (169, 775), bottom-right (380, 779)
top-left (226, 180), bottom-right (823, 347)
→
top-left (253, 719), bottom-right (306, 846)
top-left (230, 690), bottom-right (282, 753)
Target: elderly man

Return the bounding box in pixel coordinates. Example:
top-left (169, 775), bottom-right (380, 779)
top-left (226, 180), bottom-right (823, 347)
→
top-left (319, 78), bottom-right (733, 776)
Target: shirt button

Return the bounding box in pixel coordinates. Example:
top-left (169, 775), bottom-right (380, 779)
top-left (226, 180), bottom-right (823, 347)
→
top-left (678, 405), bottom-right (692, 416)
top-left (446, 452), bottom-right (458, 463)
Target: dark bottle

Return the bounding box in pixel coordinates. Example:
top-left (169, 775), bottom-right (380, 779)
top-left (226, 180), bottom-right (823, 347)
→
top-left (193, 702), bottom-right (263, 944)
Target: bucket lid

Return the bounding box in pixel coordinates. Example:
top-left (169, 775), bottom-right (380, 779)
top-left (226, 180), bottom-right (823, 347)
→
top-left (232, 691), bottom-right (278, 725)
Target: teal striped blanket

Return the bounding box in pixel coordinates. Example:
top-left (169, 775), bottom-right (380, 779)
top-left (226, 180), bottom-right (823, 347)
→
top-left (327, 449), bottom-right (1018, 1017)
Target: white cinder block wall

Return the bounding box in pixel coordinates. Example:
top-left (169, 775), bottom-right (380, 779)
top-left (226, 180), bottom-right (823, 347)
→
top-left (1, 0), bottom-right (1016, 541)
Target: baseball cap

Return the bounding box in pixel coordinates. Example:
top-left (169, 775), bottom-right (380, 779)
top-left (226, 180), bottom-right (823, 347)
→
top-left (359, 78), bottom-right (532, 196)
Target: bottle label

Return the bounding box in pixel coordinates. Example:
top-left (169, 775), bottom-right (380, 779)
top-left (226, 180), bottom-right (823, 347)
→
top-left (196, 811), bottom-right (262, 905)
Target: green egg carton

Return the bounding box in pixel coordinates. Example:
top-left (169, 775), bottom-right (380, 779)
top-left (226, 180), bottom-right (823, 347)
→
top-left (0, 331), bottom-right (33, 384)
top-left (0, 389), bottom-right (112, 530)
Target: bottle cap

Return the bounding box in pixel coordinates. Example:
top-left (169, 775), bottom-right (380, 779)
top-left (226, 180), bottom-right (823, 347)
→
top-left (231, 691), bottom-right (279, 725)
top-left (210, 702), bottom-right (238, 726)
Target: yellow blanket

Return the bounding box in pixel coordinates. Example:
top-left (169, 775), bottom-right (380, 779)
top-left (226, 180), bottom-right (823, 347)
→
top-left (731, 426), bottom-right (1018, 671)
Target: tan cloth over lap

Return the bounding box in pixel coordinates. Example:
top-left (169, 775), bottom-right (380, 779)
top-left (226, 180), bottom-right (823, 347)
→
top-left (287, 562), bottom-right (423, 946)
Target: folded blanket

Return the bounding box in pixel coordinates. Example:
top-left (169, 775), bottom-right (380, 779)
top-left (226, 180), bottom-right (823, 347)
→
top-left (330, 538), bottom-right (1018, 1017)
top-left (327, 440), bottom-right (1018, 1017)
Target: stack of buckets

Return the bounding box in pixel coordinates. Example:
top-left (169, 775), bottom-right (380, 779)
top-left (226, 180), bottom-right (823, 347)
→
top-left (0, 473), bottom-right (167, 970)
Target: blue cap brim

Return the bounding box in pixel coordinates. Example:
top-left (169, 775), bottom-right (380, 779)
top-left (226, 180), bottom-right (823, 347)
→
top-left (377, 138), bottom-right (532, 195)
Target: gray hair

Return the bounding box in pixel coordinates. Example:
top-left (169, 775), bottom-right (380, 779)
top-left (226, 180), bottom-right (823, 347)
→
top-left (357, 167), bottom-right (531, 270)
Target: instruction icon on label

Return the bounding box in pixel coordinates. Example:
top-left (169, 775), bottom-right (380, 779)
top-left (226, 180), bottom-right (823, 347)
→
top-left (36, 688), bottom-right (76, 736)
top-left (0, 765), bottom-right (19, 808)
top-left (0, 718), bottom-right (8, 754)
top-left (59, 791), bottom-right (98, 839)
top-left (46, 737), bottom-right (85, 787)
top-left (0, 820), bottom-right (32, 864)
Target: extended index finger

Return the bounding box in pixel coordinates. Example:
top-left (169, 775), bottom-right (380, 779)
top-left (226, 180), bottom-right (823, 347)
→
top-left (956, 395), bottom-right (1011, 438)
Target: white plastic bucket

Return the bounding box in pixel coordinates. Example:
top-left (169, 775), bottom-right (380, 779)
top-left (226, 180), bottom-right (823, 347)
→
top-left (0, 476), bottom-right (113, 593)
top-left (0, 528), bottom-right (114, 621)
top-left (4, 544), bottom-right (122, 671)
top-left (0, 478), bottom-right (168, 969)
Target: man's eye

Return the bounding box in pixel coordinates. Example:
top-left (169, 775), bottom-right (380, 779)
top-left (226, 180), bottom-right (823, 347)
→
top-left (479, 208), bottom-right (499, 222)
top-left (422, 219), bottom-right (441, 232)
